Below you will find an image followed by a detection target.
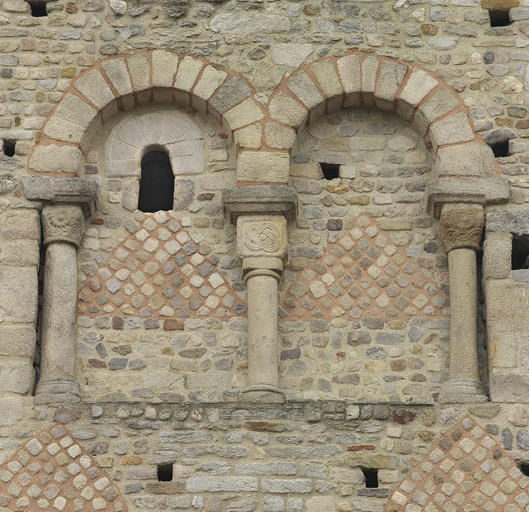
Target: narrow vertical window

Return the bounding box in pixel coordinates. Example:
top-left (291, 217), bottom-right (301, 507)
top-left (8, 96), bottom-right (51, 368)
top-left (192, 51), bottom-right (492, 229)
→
top-left (138, 150), bottom-right (174, 213)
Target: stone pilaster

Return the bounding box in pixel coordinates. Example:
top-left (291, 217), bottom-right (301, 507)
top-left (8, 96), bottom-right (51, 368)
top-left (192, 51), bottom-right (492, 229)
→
top-left (35, 204), bottom-right (85, 404)
top-left (439, 205), bottom-right (488, 403)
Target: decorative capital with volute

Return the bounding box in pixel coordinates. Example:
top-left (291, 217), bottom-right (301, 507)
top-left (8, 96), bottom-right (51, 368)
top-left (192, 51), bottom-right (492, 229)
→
top-left (440, 207), bottom-right (485, 253)
top-left (42, 204), bottom-right (84, 248)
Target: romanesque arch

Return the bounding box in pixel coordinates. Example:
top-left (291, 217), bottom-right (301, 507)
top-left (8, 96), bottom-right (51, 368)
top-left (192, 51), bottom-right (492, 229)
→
top-left (232, 52), bottom-right (504, 193)
top-left (27, 50), bottom-right (263, 177)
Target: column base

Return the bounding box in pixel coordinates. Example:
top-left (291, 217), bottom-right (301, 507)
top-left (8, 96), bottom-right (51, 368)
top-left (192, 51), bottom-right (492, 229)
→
top-left (34, 377), bottom-right (80, 404)
top-left (240, 385), bottom-right (285, 403)
top-left (439, 378), bottom-right (488, 404)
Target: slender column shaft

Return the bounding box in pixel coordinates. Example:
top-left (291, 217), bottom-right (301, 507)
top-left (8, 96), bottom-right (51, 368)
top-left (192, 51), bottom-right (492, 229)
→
top-left (245, 270), bottom-right (279, 388)
top-left (439, 206), bottom-right (487, 403)
top-left (447, 248), bottom-right (479, 381)
top-left (35, 204), bottom-right (84, 403)
top-left (40, 243), bottom-right (78, 379)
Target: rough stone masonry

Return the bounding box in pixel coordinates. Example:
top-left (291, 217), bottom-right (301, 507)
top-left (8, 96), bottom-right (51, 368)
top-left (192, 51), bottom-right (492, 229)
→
top-left (2, 0), bottom-right (529, 510)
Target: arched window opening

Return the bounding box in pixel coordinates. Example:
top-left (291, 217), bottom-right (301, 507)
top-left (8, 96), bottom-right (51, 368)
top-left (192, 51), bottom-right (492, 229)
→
top-left (138, 150), bottom-right (175, 213)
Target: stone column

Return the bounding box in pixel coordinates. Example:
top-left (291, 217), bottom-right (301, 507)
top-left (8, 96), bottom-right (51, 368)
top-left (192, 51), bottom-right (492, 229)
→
top-left (238, 216), bottom-right (288, 392)
top-left (439, 205), bottom-right (487, 403)
top-left (35, 205), bottom-right (84, 403)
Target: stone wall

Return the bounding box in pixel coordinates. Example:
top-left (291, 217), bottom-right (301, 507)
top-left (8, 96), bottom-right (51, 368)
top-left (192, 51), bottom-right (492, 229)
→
top-left (2, 0), bottom-right (529, 511)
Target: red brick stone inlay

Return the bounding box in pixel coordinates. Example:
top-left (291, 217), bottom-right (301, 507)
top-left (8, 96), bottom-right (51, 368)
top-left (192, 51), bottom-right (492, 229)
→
top-left (0, 424), bottom-right (127, 511)
top-left (385, 416), bottom-right (529, 512)
top-left (78, 211), bottom-right (246, 322)
top-left (280, 215), bottom-right (448, 322)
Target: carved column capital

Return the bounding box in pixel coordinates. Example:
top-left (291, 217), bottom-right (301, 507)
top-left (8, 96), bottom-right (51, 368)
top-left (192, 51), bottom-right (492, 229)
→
top-left (440, 207), bottom-right (484, 253)
top-left (42, 204), bottom-right (84, 248)
top-left (237, 215), bottom-right (288, 275)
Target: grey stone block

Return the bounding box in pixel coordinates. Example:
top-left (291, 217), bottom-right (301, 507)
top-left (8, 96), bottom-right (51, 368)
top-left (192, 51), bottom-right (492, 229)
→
top-left (22, 175), bottom-right (98, 215)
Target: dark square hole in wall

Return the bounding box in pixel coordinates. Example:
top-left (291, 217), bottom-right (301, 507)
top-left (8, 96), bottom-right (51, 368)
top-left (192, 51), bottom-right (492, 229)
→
top-left (511, 234), bottom-right (529, 270)
top-left (520, 463), bottom-right (529, 476)
top-left (489, 140), bottom-right (510, 158)
top-left (27, 1), bottom-right (47, 17)
top-left (319, 162), bottom-right (340, 180)
top-left (488, 9), bottom-right (511, 27)
top-left (3, 140), bottom-right (15, 157)
top-left (157, 464), bottom-right (173, 482)
top-left (361, 468), bottom-right (379, 488)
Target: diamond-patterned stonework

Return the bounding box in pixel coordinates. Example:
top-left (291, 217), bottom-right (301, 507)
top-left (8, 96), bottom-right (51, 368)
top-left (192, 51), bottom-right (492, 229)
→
top-left (0, 425), bottom-right (127, 511)
top-left (280, 215), bottom-right (448, 322)
top-left (385, 416), bottom-right (529, 512)
top-left (78, 211), bottom-right (246, 321)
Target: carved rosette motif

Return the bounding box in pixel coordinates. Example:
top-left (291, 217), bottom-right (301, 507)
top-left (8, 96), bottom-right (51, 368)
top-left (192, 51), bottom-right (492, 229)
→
top-left (237, 215), bottom-right (288, 260)
top-left (440, 208), bottom-right (485, 253)
top-left (42, 205), bottom-right (84, 248)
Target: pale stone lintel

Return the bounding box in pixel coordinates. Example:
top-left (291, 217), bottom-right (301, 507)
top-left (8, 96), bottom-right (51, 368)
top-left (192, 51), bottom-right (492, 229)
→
top-left (22, 176), bottom-right (98, 217)
top-left (425, 177), bottom-right (510, 218)
top-left (223, 185), bottom-right (297, 223)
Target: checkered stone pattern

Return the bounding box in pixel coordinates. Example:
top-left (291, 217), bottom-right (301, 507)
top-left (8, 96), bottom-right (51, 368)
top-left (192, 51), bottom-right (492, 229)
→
top-left (78, 211), bottom-right (246, 321)
top-left (0, 425), bottom-right (127, 512)
top-left (386, 416), bottom-right (529, 512)
top-left (280, 215), bottom-right (448, 322)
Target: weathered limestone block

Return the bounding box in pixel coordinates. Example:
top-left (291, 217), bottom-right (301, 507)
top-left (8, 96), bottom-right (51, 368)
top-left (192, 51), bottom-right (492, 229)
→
top-left (374, 60), bottom-right (408, 111)
top-left (152, 50), bottom-right (179, 88)
top-left (193, 65), bottom-right (228, 101)
top-left (43, 94), bottom-right (96, 143)
top-left (413, 88), bottom-right (460, 135)
top-left (237, 151), bottom-right (290, 183)
top-left (433, 142), bottom-right (496, 177)
top-left (74, 69), bottom-right (115, 109)
top-left (264, 123), bottom-right (296, 150)
top-left (337, 54), bottom-right (361, 107)
top-left (486, 204), bottom-right (529, 234)
top-left (209, 13), bottom-right (290, 34)
top-left (29, 144), bottom-right (83, 174)
top-left (361, 56), bottom-right (380, 105)
top-left (310, 60), bottom-right (343, 101)
top-left (0, 266), bottom-right (38, 324)
top-left (397, 68), bottom-right (438, 119)
top-left (1, 209), bottom-right (39, 240)
top-left (269, 93), bottom-right (307, 127)
top-left (127, 54), bottom-right (150, 91)
top-left (287, 71), bottom-right (324, 110)
top-left (271, 43), bottom-right (312, 67)
top-left (429, 112), bottom-right (475, 151)
top-left (0, 361), bottom-right (34, 394)
top-left (174, 56), bottom-right (203, 92)
top-left (101, 58), bottom-right (133, 96)
top-left (483, 232), bottom-right (512, 280)
top-left (223, 98), bottom-right (264, 131)
top-left (0, 325), bottom-right (36, 358)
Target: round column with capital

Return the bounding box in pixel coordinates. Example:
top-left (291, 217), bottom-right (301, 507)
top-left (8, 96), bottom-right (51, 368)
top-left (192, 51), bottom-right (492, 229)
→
top-left (439, 205), bottom-right (488, 403)
top-left (35, 204), bottom-right (84, 403)
top-left (237, 216), bottom-right (288, 394)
